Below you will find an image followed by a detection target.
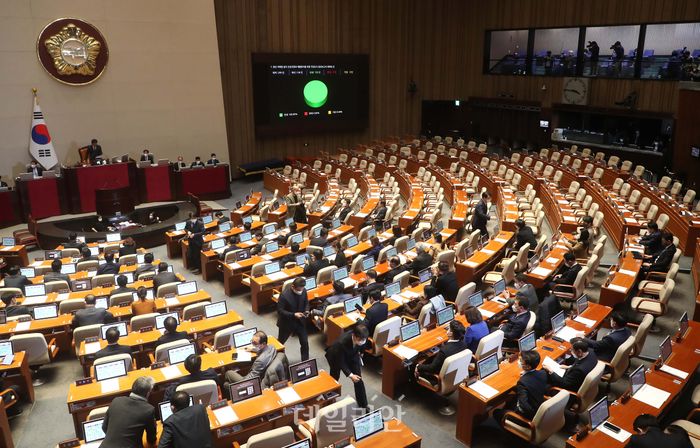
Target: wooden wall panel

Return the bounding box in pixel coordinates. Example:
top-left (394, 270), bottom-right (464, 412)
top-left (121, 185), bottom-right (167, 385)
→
top-left (215, 0), bottom-right (700, 172)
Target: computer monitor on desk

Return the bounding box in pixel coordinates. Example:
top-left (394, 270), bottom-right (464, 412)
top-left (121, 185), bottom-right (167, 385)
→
top-left (400, 321), bottom-right (420, 343)
top-left (229, 377), bottom-right (262, 404)
top-left (167, 343), bottom-right (196, 365)
top-left (343, 296), bottom-right (363, 314)
top-left (289, 359), bottom-right (319, 384)
top-left (576, 294), bottom-right (589, 314)
top-left (82, 418), bottom-right (106, 444)
top-left (468, 291), bottom-right (484, 308)
top-left (283, 439), bottom-right (311, 448)
top-left (232, 327), bottom-right (257, 348)
top-left (659, 335), bottom-right (672, 362)
top-left (94, 359), bottom-right (128, 382)
top-left (436, 306), bottom-right (455, 326)
top-left (550, 311), bottom-right (566, 334)
top-left (587, 397), bottom-right (609, 431)
top-left (158, 396), bottom-right (194, 421)
top-left (204, 301), bottom-right (227, 318)
top-left (493, 279), bottom-right (506, 296)
top-left (100, 322), bottom-right (128, 340)
top-left (518, 331), bottom-right (537, 353)
top-left (156, 312), bottom-right (179, 329)
top-left (353, 409), bottom-right (384, 442)
top-left (476, 352), bottom-right (500, 380)
top-left (629, 364), bottom-right (646, 396)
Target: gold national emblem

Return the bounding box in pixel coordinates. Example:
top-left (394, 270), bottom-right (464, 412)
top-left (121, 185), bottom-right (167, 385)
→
top-left (44, 23), bottom-right (101, 76)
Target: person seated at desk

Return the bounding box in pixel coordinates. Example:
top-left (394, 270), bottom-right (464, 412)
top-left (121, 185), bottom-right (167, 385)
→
top-left (415, 320), bottom-right (467, 384)
top-left (403, 285), bottom-right (435, 319)
top-left (365, 236), bottom-right (383, 261)
top-left (310, 227), bottom-right (329, 247)
top-left (639, 221), bottom-right (662, 256)
top-left (158, 390), bottom-right (213, 448)
top-left (496, 296), bottom-right (531, 348)
top-left (2, 265), bottom-right (31, 293)
top-left (303, 249), bottom-right (330, 278)
top-left (410, 244), bottom-right (434, 276)
top-left (97, 253), bottom-right (120, 275)
top-left (461, 305), bottom-right (490, 353)
top-left (383, 256), bottom-right (406, 284)
top-left (134, 253), bottom-right (156, 279)
top-left (325, 324), bottom-right (370, 410)
top-left (190, 156), bottom-right (205, 168)
top-left (224, 331), bottom-right (277, 387)
top-left (87, 139), bottom-right (103, 164)
top-left (1, 292), bottom-right (29, 318)
top-left (550, 252), bottom-right (581, 290)
top-left (371, 200), bottom-right (388, 230)
top-left (214, 210), bottom-right (229, 224)
top-left (543, 337), bottom-right (597, 392)
top-left (494, 350), bottom-right (548, 423)
top-left (0, 375), bottom-right (22, 417)
top-left (279, 242), bottom-right (300, 268)
top-left (206, 153), bottom-right (219, 166)
top-left (513, 218), bottom-right (537, 253)
top-left (331, 239), bottom-right (347, 268)
top-left (219, 235), bottom-right (241, 261)
top-left (72, 294), bottom-right (114, 328)
top-left (583, 312), bottom-right (631, 362)
top-left (95, 327), bottom-right (131, 360)
top-left (311, 281), bottom-right (353, 318)
top-left (534, 292), bottom-right (562, 337)
top-left (79, 246), bottom-right (98, 262)
top-left (63, 232), bottom-right (85, 250)
top-left (426, 232), bottom-right (447, 258)
top-left (132, 287), bottom-right (156, 316)
top-left (358, 269), bottom-right (384, 302)
top-left (43, 259), bottom-right (72, 289)
top-left (119, 237), bottom-right (137, 256)
top-left (432, 260), bottom-right (458, 301)
top-left (385, 225), bottom-right (403, 248)
top-left (174, 156), bottom-right (187, 171)
top-left (91, 215), bottom-right (111, 233)
top-left (563, 216), bottom-right (593, 259)
top-left (628, 414), bottom-right (693, 448)
top-left (101, 376), bottom-right (157, 448)
top-left (157, 316), bottom-right (189, 345)
top-left (26, 160), bottom-right (43, 177)
top-left (139, 149), bottom-right (154, 163)
top-left (153, 262), bottom-right (179, 292)
top-left (360, 290), bottom-right (388, 336)
top-left (110, 274), bottom-right (135, 298)
top-left (165, 354), bottom-right (219, 400)
top-left (336, 198), bottom-right (352, 223)
top-left (641, 231), bottom-right (675, 275)
top-left (514, 273), bottom-right (539, 312)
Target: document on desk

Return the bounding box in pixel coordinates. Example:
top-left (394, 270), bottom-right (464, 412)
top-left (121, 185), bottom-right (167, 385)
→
top-left (495, 238), bottom-right (510, 244)
top-left (468, 380), bottom-right (499, 399)
top-left (659, 364), bottom-right (689, 379)
top-left (479, 308), bottom-right (495, 318)
top-left (545, 257), bottom-right (559, 264)
top-left (618, 269), bottom-right (638, 277)
top-left (235, 350), bottom-right (252, 362)
top-left (276, 387), bottom-right (302, 405)
top-left (267, 271), bottom-right (288, 281)
top-left (213, 406), bottom-right (238, 425)
top-left (530, 267), bottom-right (551, 278)
top-left (606, 283), bottom-right (628, 293)
top-left (390, 295), bottom-right (406, 305)
top-left (13, 321), bottom-right (31, 332)
top-left (260, 254), bottom-right (272, 260)
top-left (340, 278), bottom-right (356, 289)
top-left (165, 297), bottom-right (180, 307)
top-left (345, 250), bottom-right (356, 256)
top-left (84, 342), bottom-right (101, 355)
top-left (555, 326), bottom-right (582, 342)
top-left (228, 262), bottom-right (241, 270)
top-left (22, 295), bottom-right (47, 305)
top-left (100, 378), bottom-right (120, 394)
top-left (1, 354), bottom-right (14, 365)
top-left (481, 249), bottom-right (495, 255)
top-left (573, 316), bottom-right (596, 327)
top-left (392, 345), bottom-right (419, 360)
top-left (633, 384), bottom-right (671, 408)
top-left (402, 290), bottom-right (420, 299)
top-left (57, 292), bottom-right (70, 301)
top-left (161, 365), bottom-right (182, 380)
top-left (345, 311), bottom-right (362, 322)
top-left (597, 424), bottom-right (631, 442)
top-left (543, 357), bottom-right (566, 377)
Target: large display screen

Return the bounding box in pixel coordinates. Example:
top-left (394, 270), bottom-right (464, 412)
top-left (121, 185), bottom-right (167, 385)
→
top-left (252, 53), bottom-right (369, 136)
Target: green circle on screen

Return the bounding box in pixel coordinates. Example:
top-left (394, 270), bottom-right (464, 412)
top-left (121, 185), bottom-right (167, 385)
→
top-left (303, 80), bottom-right (328, 108)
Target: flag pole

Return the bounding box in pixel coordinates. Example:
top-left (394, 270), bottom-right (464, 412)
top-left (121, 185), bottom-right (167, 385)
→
top-left (32, 87), bottom-right (38, 102)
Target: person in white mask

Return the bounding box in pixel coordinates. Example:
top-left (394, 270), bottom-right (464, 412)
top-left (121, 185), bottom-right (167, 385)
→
top-left (494, 350), bottom-right (548, 423)
top-left (276, 277), bottom-right (310, 361)
top-left (224, 331), bottom-right (277, 388)
top-left (325, 324), bottom-right (370, 411)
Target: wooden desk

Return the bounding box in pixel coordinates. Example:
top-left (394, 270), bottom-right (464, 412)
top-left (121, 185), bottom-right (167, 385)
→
top-left (524, 239), bottom-right (571, 290)
top-left (599, 238), bottom-right (643, 307)
top-left (0, 351), bottom-right (35, 403)
top-left (0, 245), bottom-right (28, 268)
top-left (352, 418), bottom-right (422, 447)
top-left (245, 267), bottom-right (304, 314)
top-left (181, 220), bottom-right (265, 271)
top-left (456, 231), bottom-right (514, 285)
top-left (455, 302), bottom-right (612, 447)
top-left (164, 218), bottom-right (221, 259)
top-left (230, 192), bottom-right (262, 226)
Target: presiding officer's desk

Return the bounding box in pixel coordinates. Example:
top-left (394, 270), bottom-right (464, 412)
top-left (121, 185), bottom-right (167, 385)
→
top-left (565, 321), bottom-right (700, 448)
top-left (455, 302), bottom-right (612, 447)
top-left (67, 339), bottom-right (284, 438)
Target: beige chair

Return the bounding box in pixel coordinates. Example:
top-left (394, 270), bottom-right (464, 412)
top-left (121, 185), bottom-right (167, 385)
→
top-left (86, 406), bottom-right (109, 421)
top-left (454, 282), bottom-right (477, 310)
top-left (316, 265), bottom-right (336, 285)
top-left (10, 333), bottom-right (58, 385)
top-left (109, 292), bottom-right (134, 308)
top-left (176, 379), bottom-right (219, 406)
top-left (669, 414), bottom-right (700, 447)
top-left (91, 274), bottom-right (115, 289)
top-left (0, 287), bottom-right (23, 298)
top-left (137, 270), bottom-right (157, 281)
top-left (501, 389), bottom-right (569, 445)
top-left (73, 324), bottom-right (102, 356)
top-left (119, 254), bottom-right (138, 266)
top-left (155, 339), bottom-right (192, 363)
top-left (638, 263), bottom-right (678, 296)
top-left (483, 256), bottom-right (517, 286)
top-left (318, 303), bottom-right (344, 333)
top-left (76, 260), bottom-right (98, 272)
top-left (93, 353), bottom-right (134, 372)
top-left (61, 248), bottom-right (80, 258)
top-left (182, 301), bottom-right (211, 320)
top-left (394, 270), bottom-right (411, 290)
top-left (474, 330), bottom-right (504, 362)
top-left (630, 278), bottom-right (674, 331)
top-left (233, 426), bottom-right (295, 448)
top-left (552, 266), bottom-right (589, 307)
top-left (44, 280), bottom-right (70, 294)
top-left (630, 314), bottom-right (653, 358)
top-left (130, 313), bottom-right (159, 332)
top-left (601, 337), bottom-right (635, 395)
top-left (7, 314), bottom-right (31, 322)
top-left (416, 348), bottom-right (472, 415)
top-left (297, 396), bottom-right (357, 448)
top-left (204, 324), bottom-right (244, 352)
top-left (58, 298), bottom-right (85, 315)
top-left (156, 282), bottom-right (181, 297)
top-left (364, 316), bottom-right (402, 357)
top-left (416, 303), bottom-right (434, 328)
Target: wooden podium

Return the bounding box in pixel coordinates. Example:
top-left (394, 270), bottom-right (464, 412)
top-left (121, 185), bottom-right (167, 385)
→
top-left (96, 186), bottom-right (134, 216)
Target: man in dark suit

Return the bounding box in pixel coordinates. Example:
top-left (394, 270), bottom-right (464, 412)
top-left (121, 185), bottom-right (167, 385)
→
top-left (416, 320), bottom-right (467, 381)
top-left (88, 139), bottom-right (103, 164)
top-left (432, 261), bottom-right (458, 301)
top-left (310, 227), bottom-right (329, 247)
top-left (514, 273), bottom-right (539, 312)
top-left (153, 263), bottom-right (179, 293)
top-left (101, 376), bottom-right (157, 448)
top-left (63, 232), bottom-right (85, 250)
top-left (214, 211), bottom-right (229, 224)
top-left (190, 156), bottom-right (205, 168)
top-left (184, 214), bottom-right (205, 234)
top-left (158, 390), bottom-right (213, 448)
top-left (383, 256), bottom-right (406, 283)
top-left (628, 414), bottom-right (694, 448)
top-left (79, 246), bottom-right (98, 262)
top-left (471, 191), bottom-right (490, 237)
top-left (157, 317), bottom-right (189, 345)
top-left (494, 350), bottom-right (548, 423)
top-left (337, 198), bottom-right (352, 223)
top-left (584, 312), bottom-right (631, 362)
top-left (174, 156), bottom-right (187, 171)
top-left (534, 292), bottom-right (562, 337)
top-left (134, 253), bottom-right (157, 279)
top-left (544, 338), bottom-right (598, 392)
top-left (72, 295), bottom-right (115, 328)
top-left (551, 252), bottom-right (581, 289)
top-left (332, 240), bottom-right (347, 268)
top-left (359, 269), bottom-right (384, 302)
top-left (165, 354), bottom-right (219, 400)
top-left (2, 266), bottom-right (31, 293)
top-left (410, 244), bottom-right (434, 276)
top-left (26, 160), bottom-right (44, 177)
top-left (140, 149), bottom-right (155, 163)
top-left (642, 232), bottom-right (675, 275)
top-left (43, 259), bottom-right (72, 288)
top-left (360, 290), bottom-right (388, 336)
top-left (639, 221), bottom-right (662, 256)
top-left (1, 292), bottom-right (29, 318)
top-left (277, 277), bottom-right (310, 360)
top-left (303, 249), bottom-right (330, 279)
top-left (96, 253), bottom-right (120, 275)
top-left (513, 219), bottom-right (537, 252)
top-left (372, 200), bottom-right (388, 230)
top-left (95, 327), bottom-right (131, 360)
top-left (187, 231), bottom-right (204, 274)
top-left (498, 296), bottom-right (531, 348)
top-left (110, 274), bottom-right (136, 298)
top-left (206, 153), bottom-right (220, 165)
top-left (325, 324), bottom-right (370, 410)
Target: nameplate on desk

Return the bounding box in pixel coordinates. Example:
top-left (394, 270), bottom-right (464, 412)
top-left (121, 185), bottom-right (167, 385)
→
top-left (119, 301), bottom-right (131, 307)
top-left (150, 361), bottom-right (166, 370)
top-left (140, 326), bottom-right (153, 333)
top-left (216, 345), bottom-right (231, 353)
top-left (272, 380), bottom-right (289, 391)
top-left (659, 364), bottom-right (689, 379)
top-left (606, 283), bottom-right (627, 293)
top-left (164, 293), bottom-right (176, 299)
top-left (210, 399), bottom-right (228, 410)
top-left (58, 439), bottom-right (80, 448)
top-left (190, 315), bottom-right (204, 322)
top-left (75, 377), bottom-right (93, 386)
top-left (84, 336), bottom-right (99, 344)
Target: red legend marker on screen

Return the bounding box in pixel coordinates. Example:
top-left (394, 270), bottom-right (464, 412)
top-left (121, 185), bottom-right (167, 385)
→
top-left (304, 112), bottom-right (308, 116)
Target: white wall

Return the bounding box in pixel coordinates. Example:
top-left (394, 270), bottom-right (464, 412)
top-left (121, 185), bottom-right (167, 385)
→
top-left (0, 0), bottom-right (228, 181)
